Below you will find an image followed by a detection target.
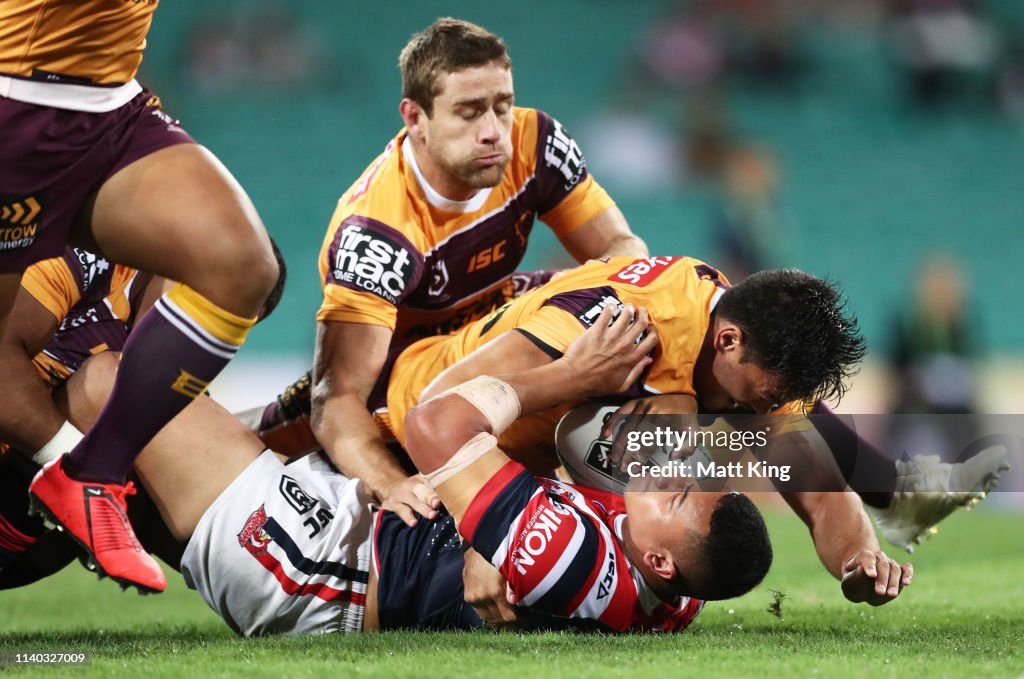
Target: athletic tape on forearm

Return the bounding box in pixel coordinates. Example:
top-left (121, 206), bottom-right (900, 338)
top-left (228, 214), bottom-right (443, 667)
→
top-left (421, 432), bottom-right (498, 487)
top-left (440, 376), bottom-right (521, 435)
top-left (33, 420), bottom-right (85, 465)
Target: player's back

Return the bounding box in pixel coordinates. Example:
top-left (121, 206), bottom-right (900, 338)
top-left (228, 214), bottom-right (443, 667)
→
top-left (0, 0), bottom-right (156, 86)
top-left (386, 256), bottom-right (729, 447)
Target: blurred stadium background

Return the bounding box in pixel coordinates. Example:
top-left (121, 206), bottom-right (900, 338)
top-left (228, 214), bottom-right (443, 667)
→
top-left (137, 1), bottom-right (1023, 502)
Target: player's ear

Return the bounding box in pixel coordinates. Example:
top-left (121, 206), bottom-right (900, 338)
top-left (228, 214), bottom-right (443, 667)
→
top-left (644, 549), bottom-right (675, 582)
top-left (714, 323), bottom-right (742, 354)
top-left (400, 99), bottom-right (427, 143)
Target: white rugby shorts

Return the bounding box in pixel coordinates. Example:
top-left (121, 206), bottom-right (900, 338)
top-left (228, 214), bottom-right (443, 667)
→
top-left (180, 450), bottom-right (375, 636)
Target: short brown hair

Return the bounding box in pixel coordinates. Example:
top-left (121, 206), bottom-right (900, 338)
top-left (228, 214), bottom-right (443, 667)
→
top-left (399, 17), bottom-right (512, 116)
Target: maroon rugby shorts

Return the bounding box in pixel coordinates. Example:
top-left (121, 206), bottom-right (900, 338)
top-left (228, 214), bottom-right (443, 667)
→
top-left (0, 89), bottom-right (195, 273)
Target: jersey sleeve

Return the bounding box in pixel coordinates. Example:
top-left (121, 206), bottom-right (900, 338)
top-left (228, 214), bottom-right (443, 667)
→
top-left (531, 110), bottom-right (615, 239)
top-left (512, 284), bottom-right (629, 360)
top-left (316, 216), bottom-right (424, 328)
top-left (460, 461), bottom-right (620, 626)
top-left (20, 251), bottom-right (82, 321)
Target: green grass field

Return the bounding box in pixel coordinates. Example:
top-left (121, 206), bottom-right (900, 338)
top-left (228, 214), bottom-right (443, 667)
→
top-left (1, 506), bottom-right (1021, 678)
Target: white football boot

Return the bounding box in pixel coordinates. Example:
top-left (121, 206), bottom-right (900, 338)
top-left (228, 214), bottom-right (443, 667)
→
top-left (867, 445), bottom-right (1010, 553)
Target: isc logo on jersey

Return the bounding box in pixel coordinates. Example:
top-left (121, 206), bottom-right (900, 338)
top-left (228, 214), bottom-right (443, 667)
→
top-left (512, 501), bottom-right (573, 575)
top-left (332, 224), bottom-right (415, 304)
top-left (608, 257), bottom-right (681, 287)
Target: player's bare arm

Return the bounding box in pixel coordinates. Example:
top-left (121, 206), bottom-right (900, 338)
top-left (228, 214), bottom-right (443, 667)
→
top-left (782, 490), bottom-right (912, 606)
top-left (407, 305), bottom-right (655, 518)
top-left (556, 205), bottom-right (648, 262)
top-left (462, 546), bottom-right (519, 629)
top-left (312, 319), bottom-right (439, 526)
top-left (0, 286), bottom-right (72, 455)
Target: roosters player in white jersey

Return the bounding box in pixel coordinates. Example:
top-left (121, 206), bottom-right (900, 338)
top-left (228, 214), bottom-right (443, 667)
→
top-left (311, 18), bottom-right (648, 528)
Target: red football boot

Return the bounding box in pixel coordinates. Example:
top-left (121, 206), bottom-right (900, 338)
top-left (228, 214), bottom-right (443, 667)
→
top-left (28, 456), bottom-right (166, 593)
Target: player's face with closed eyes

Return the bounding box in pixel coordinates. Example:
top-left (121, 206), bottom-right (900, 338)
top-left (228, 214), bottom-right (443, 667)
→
top-left (423, 62), bottom-right (515, 195)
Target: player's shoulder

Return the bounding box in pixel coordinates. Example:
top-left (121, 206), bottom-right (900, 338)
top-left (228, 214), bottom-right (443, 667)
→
top-left (331, 134), bottom-right (428, 250)
top-left (510, 106), bottom-right (566, 166)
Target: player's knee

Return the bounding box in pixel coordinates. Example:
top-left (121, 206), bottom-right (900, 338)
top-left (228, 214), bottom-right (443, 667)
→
top-left (226, 240), bottom-right (281, 310)
top-left (196, 235), bottom-right (283, 317)
top-left (75, 352), bottom-right (121, 408)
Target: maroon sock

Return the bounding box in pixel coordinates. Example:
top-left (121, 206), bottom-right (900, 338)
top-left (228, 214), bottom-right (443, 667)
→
top-left (65, 294), bottom-right (247, 483)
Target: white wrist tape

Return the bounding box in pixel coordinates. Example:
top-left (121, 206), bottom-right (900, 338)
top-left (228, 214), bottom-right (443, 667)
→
top-left (421, 432), bottom-right (498, 487)
top-left (33, 421), bottom-right (85, 465)
top-left (441, 376), bottom-right (521, 435)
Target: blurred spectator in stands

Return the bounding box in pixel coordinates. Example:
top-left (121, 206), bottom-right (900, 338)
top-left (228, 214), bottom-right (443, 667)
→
top-left (888, 0), bottom-right (1002, 109)
top-left (710, 143), bottom-right (790, 280)
top-left (996, 45), bottom-right (1024, 116)
top-left (636, 0), bottom-right (810, 96)
top-left (636, 2), bottom-right (727, 93)
top-left (889, 253), bottom-right (981, 415)
top-left (186, 6), bottom-right (324, 93)
top-left (577, 80), bottom-right (687, 197)
top-left (886, 253), bottom-right (985, 465)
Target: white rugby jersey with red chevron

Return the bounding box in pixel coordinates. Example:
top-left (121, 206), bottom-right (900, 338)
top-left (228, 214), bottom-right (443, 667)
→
top-left (460, 461), bottom-right (704, 633)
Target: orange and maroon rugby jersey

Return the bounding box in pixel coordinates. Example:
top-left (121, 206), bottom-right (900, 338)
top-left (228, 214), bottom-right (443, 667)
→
top-left (317, 107), bottom-right (614, 344)
top-left (0, 0), bottom-right (156, 86)
top-left (21, 247), bottom-right (143, 387)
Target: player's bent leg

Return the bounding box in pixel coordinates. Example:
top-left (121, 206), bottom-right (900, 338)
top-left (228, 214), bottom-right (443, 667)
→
top-left (29, 144), bottom-right (277, 593)
top-left (59, 352), bottom-right (265, 543)
top-left (83, 143), bottom-right (278, 316)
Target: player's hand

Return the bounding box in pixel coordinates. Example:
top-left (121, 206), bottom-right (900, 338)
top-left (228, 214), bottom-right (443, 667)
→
top-left (380, 474), bottom-right (441, 527)
top-left (840, 549), bottom-right (913, 606)
top-left (603, 394), bottom-right (700, 470)
top-left (463, 547), bottom-right (519, 630)
top-left (562, 304), bottom-right (659, 397)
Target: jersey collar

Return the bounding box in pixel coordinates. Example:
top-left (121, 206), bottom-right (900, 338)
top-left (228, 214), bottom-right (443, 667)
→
top-left (402, 137), bottom-right (492, 213)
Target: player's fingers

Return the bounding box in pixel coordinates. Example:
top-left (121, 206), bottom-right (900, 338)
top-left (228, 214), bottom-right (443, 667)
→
top-left (506, 583), bottom-right (519, 605)
top-left (885, 558), bottom-right (902, 597)
top-left (603, 400), bottom-right (638, 439)
top-left (497, 602), bottom-right (519, 625)
top-left (412, 479), bottom-right (441, 510)
top-left (608, 303), bottom-right (635, 336)
top-left (622, 306), bottom-right (649, 345)
top-left (634, 324), bottom-right (659, 357)
top-left (841, 562), bottom-right (864, 586)
top-left (622, 356), bottom-right (653, 389)
top-left (669, 416), bottom-right (698, 460)
top-left (385, 500), bottom-right (419, 528)
top-left (874, 556), bottom-right (891, 596)
top-left (901, 562), bottom-right (913, 586)
top-left (860, 552), bottom-right (878, 579)
top-left (593, 304), bottom-right (617, 334)
top-left (405, 495), bottom-right (439, 521)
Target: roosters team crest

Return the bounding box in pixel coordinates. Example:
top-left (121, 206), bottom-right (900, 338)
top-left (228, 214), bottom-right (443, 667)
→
top-left (237, 505), bottom-right (272, 555)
